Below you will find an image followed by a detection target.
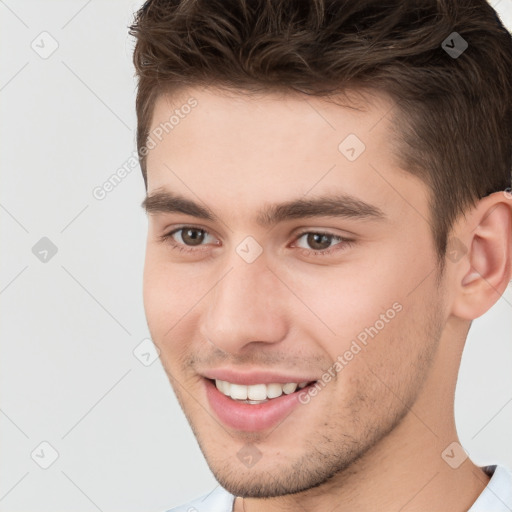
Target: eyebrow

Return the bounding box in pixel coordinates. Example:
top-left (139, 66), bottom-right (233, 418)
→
top-left (141, 190), bottom-right (386, 226)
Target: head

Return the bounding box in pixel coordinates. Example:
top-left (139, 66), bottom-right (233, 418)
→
top-left (131, 0), bottom-right (512, 499)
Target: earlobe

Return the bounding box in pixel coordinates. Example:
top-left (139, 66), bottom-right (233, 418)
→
top-left (451, 193), bottom-right (512, 320)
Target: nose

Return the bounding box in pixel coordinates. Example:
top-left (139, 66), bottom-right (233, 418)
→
top-left (199, 252), bottom-right (289, 355)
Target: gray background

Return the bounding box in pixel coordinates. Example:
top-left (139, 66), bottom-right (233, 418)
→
top-left (0, 1), bottom-right (511, 511)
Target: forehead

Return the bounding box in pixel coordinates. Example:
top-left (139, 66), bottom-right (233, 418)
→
top-left (144, 85), bottom-right (423, 224)
top-left (148, 85), bottom-right (397, 155)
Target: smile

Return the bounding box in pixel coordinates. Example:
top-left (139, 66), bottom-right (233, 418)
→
top-left (214, 379), bottom-right (311, 404)
top-left (204, 377), bottom-right (319, 431)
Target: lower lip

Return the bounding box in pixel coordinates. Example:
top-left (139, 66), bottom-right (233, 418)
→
top-left (204, 378), bottom-right (314, 432)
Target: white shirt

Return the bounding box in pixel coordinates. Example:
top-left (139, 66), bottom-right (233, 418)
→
top-left (164, 465), bottom-right (512, 512)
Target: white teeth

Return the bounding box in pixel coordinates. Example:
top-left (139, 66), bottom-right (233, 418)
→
top-left (216, 380), bottom-right (231, 395)
top-left (214, 380), bottom-right (311, 402)
top-left (282, 382), bottom-right (298, 394)
top-left (247, 383), bottom-right (267, 401)
top-left (266, 383), bottom-right (283, 399)
top-left (229, 383), bottom-right (248, 400)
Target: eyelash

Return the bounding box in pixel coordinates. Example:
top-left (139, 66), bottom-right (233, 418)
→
top-left (158, 226), bottom-right (355, 257)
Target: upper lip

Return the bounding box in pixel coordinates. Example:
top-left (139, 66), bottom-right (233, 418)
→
top-left (201, 368), bottom-right (319, 385)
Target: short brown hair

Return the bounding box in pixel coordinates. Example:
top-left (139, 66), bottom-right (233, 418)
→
top-left (130, 0), bottom-right (512, 259)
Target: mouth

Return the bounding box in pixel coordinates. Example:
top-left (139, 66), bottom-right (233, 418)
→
top-left (203, 377), bottom-right (319, 431)
top-left (209, 378), bottom-right (315, 404)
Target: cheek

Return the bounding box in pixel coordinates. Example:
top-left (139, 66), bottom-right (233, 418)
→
top-left (278, 260), bottom-right (406, 344)
top-left (338, 285), bottom-right (441, 396)
top-left (142, 253), bottom-right (200, 344)
top-left (142, 257), bottom-right (206, 381)
top-left (279, 248), bottom-right (435, 375)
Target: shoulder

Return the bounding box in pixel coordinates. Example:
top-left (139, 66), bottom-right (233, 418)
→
top-left (469, 464), bottom-right (512, 512)
top-left (162, 486), bottom-right (236, 512)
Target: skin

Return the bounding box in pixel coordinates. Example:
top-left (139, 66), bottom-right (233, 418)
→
top-left (142, 85), bottom-right (512, 511)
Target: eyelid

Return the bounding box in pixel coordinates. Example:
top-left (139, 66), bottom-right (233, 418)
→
top-left (159, 222), bottom-right (217, 238)
top-left (292, 230), bottom-right (341, 246)
top-left (292, 225), bottom-right (358, 239)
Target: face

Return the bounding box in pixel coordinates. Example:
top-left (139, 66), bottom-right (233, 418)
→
top-left (142, 86), bottom-right (446, 498)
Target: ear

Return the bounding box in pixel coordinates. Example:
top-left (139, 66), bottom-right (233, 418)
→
top-left (450, 190), bottom-right (512, 320)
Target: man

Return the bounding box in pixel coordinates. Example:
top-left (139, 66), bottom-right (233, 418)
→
top-left (130, 0), bottom-right (512, 510)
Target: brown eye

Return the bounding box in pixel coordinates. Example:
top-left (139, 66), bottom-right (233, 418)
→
top-left (179, 228), bottom-right (206, 246)
top-left (305, 233), bottom-right (334, 250)
top-left (293, 231), bottom-right (353, 255)
top-left (160, 226), bottom-right (218, 251)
